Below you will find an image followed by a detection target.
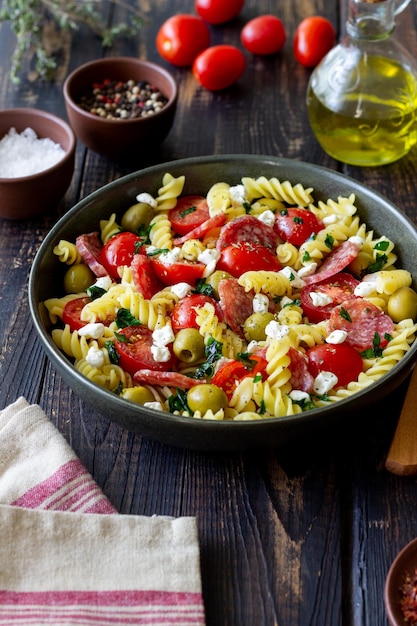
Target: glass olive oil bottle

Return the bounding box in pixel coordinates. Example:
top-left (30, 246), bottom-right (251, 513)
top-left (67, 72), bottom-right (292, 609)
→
top-left (307, 0), bottom-right (417, 166)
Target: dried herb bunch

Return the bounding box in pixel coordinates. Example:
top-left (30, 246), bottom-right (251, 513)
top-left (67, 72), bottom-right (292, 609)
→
top-left (0, 0), bottom-right (145, 83)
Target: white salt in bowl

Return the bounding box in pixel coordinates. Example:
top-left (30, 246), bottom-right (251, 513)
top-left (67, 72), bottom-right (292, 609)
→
top-left (0, 108), bottom-right (76, 220)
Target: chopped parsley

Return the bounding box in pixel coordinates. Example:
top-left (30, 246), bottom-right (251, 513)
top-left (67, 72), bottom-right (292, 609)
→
top-left (339, 306), bottom-right (352, 322)
top-left (361, 332), bottom-right (392, 358)
top-left (302, 250), bottom-right (311, 263)
top-left (194, 337), bottom-right (223, 379)
top-left (104, 340), bottom-right (120, 364)
top-left (293, 216), bottom-right (304, 224)
top-left (325, 234), bottom-right (335, 250)
top-left (366, 252), bottom-right (388, 274)
top-left (243, 201), bottom-right (252, 214)
top-left (179, 205), bottom-right (196, 218)
top-left (146, 247), bottom-right (170, 256)
top-left (115, 308), bottom-right (141, 329)
top-left (168, 388), bottom-right (190, 414)
top-left (87, 285), bottom-right (106, 300)
top-left (194, 278), bottom-right (216, 298)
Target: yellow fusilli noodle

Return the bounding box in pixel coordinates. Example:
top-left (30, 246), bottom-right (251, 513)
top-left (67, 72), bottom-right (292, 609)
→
top-left (100, 213), bottom-right (121, 244)
top-left (53, 240), bottom-right (82, 265)
top-left (155, 173), bottom-right (185, 211)
top-left (238, 270), bottom-right (293, 297)
top-left (242, 176), bottom-right (314, 205)
top-left (149, 213), bottom-right (174, 250)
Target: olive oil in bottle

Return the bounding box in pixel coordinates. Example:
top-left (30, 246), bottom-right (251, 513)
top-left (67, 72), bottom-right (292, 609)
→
top-left (306, 0), bottom-right (417, 167)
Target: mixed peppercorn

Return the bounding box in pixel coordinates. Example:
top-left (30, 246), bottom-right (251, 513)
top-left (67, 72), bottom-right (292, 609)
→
top-left (77, 79), bottom-right (168, 120)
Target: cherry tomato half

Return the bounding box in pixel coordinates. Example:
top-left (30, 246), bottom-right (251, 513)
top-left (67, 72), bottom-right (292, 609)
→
top-left (212, 355), bottom-right (268, 399)
top-left (171, 294), bottom-right (219, 331)
top-left (307, 343), bottom-right (363, 388)
top-left (300, 273), bottom-right (360, 323)
top-left (62, 296), bottom-right (91, 332)
top-left (216, 241), bottom-right (281, 278)
top-left (274, 207), bottom-right (323, 246)
top-left (114, 326), bottom-right (175, 375)
top-left (241, 15), bottom-right (286, 56)
top-left (192, 45), bottom-right (246, 91)
top-left (293, 16), bottom-right (336, 68)
top-left (150, 257), bottom-right (206, 287)
top-left (168, 196), bottom-right (210, 236)
top-left (195, 0), bottom-right (244, 24)
top-left (99, 232), bottom-right (143, 280)
top-left (156, 14), bottom-right (211, 67)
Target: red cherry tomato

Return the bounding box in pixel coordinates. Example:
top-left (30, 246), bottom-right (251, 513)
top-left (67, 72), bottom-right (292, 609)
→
top-left (274, 207), bottom-right (323, 246)
top-left (171, 294), bottom-right (219, 331)
top-left (307, 343), bottom-right (363, 388)
top-left (293, 16), bottom-right (336, 68)
top-left (62, 296), bottom-right (91, 332)
top-left (216, 241), bottom-right (281, 278)
top-left (114, 326), bottom-right (175, 375)
top-left (212, 355), bottom-right (268, 399)
top-left (168, 196), bottom-right (210, 236)
top-left (192, 45), bottom-right (246, 91)
top-left (241, 15), bottom-right (286, 56)
top-left (156, 14), bottom-right (211, 67)
top-left (195, 0), bottom-right (244, 24)
top-left (300, 273), bottom-right (360, 323)
top-left (150, 257), bottom-right (206, 287)
top-left (99, 232), bottom-right (143, 280)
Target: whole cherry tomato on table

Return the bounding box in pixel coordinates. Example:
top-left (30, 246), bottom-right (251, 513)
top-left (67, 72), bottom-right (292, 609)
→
top-left (195, 0), bottom-right (244, 24)
top-left (156, 14), bottom-right (211, 67)
top-left (192, 45), bottom-right (246, 91)
top-left (293, 16), bottom-right (336, 67)
top-left (241, 15), bottom-right (286, 56)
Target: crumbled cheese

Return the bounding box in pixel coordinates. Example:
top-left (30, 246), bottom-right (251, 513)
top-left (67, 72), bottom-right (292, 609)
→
top-left (136, 192), bottom-right (157, 208)
top-left (253, 293), bottom-right (269, 314)
top-left (326, 330), bottom-right (348, 344)
top-left (348, 235), bottom-right (364, 249)
top-left (314, 371), bottom-right (338, 395)
top-left (158, 247), bottom-right (181, 266)
top-left (152, 325), bottom-right (175, 347)
top-left (322, 214), bottom-right (339, 225)
top-left (298, 262), bottom-right (318, 278)
top-left (144, 401), bottom-right (164, 411)
top-left (86, 345), bottom-right (105, 368)
top-left (78, 323), bottom-right (105, 339)
top-left (354, 274), bottom-right (378, 297)
top-left (280, 296), bottom-right (294, 308)
top-left (151, 345), bottom-right (172, 362)
top-left (256, 210), bottom-right (275, 227)
top-left (289, 390), bottom-right (311, 402)
top-left (279, 266), bottom-right (306, 288)
top-left (93, 276), bottom-right (112, 291)
top-left (171, 282), bottom-right (192, 298)
top-left (265, 320), bottom-right (290, 340)
top-left (310, 291), bottom-right (333, 307)
top-left (198, 248), bottom-right (220, 277)
top-left (246, 340), bottom-right (260, 353)
top-left (229, 184), bottom-right (247, 206)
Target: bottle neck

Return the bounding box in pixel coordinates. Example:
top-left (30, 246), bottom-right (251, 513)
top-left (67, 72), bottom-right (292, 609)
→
top-left (347, 0), bottom-right (396, 39)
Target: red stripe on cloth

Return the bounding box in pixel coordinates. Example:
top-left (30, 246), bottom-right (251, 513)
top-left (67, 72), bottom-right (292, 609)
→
top-left (11, 460), bottom-right (116, 514)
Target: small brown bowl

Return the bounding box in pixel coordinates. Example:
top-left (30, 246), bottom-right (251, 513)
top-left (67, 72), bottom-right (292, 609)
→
top-left (63, 57), bottom-right (178, 160)
top-left (0, 108), bottom-right (76, 220)
top-left (385, 537), bottom-right (417, 625)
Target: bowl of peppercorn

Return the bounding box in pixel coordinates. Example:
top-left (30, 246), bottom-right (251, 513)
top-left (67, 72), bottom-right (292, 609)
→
top-left (0, 107), bottom-right (76, 220)
top-left (385, 537), bottom-right (417, 625)
top-left (63, 57), bottom-right (178, 160)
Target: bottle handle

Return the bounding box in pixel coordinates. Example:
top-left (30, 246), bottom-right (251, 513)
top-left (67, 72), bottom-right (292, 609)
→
top-left (395, 0), bottom-right (411, 15)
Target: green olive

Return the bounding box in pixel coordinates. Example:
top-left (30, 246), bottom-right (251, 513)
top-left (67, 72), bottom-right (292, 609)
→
top-left (173, 328), bottom-right (205, 363)
top-left (121, 202), bottom-right (154, 233)
top-left (205, 270), bottom-right (233, 298)
top-left (121, 386), bottom-right (155, 405)
top-left (243, 312), bottom-right (275, 342)
top-left (63, 263), bottom-right (95, 294)
top-left (388, 286), bottom-right (417, 322)
top-left (187, 384), bottom-right (228, 414)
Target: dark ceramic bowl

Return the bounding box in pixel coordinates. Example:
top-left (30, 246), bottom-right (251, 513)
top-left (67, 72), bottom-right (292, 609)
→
top-left (385, 537), bottom-right (417, 625)
top-left (63, 57), bottom-right (178, 160)
top-left (28, 155), bottom-right (417, 451)
top-left (0, 108), bottom-right (75, 220)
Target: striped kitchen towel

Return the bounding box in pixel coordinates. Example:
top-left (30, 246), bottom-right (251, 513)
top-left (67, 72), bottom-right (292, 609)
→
top-left (0, 397), bottom-right (206, 626)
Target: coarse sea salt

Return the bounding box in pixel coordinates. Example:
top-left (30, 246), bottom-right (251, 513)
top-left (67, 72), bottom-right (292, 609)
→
top-left (0, 127), bottom-right (66, 178)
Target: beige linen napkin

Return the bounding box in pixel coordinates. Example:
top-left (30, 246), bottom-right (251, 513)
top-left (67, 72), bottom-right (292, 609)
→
top-left (0, 397), bottom-right (205, 626)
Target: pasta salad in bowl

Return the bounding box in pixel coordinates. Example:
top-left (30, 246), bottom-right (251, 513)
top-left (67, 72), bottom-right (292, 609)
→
top-left (29, 155), bottom-right (417, 451)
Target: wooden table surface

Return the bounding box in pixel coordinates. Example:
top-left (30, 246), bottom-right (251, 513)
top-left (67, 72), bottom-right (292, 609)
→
top-left (1, 0), bottom-right (417, 624)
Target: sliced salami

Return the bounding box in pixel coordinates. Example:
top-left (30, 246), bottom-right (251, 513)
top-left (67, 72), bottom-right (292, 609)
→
top-left (75, 232), bottom-right (108, 278)
top-left (288, 347), bottom-right (314, 393)
top-left (133, 369), bottom-right (205, 389)
top-left (173, 213), bottom-right (227, 245)
top-left (328, 298), bottom-right (395, 352)
top-left (130, 253), bottom-right (165, 299)
top-left (216, 214), bottom-right (279, 251)
top-left (218, 277), bottom-right (254, 338)
top-left (303, 240), bottom-right (360, 285)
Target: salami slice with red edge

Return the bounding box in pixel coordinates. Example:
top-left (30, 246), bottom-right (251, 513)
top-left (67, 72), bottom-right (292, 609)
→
top-left (130, 254), bottom-right (165, 299)
top-left (173, 213), bottom-right (227, 245)
top-left (133, 369), bottom-right (205, 389)
top-left (303, 240), bottom-right (360, 285)
top-left (328, 298), bottom-right (395, 352)
top-left (216, 214), bottom-right (279, 251)
top-left (76, 232), bottom-right (108, 278)
top-left (288, 347), bottom-right (315, 393)
top-left (218, 277), bottom-right (254, 337)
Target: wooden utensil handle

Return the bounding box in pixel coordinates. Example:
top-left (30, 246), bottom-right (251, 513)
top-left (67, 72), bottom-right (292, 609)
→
top-left (386, 365), bottom-right (417, 476)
